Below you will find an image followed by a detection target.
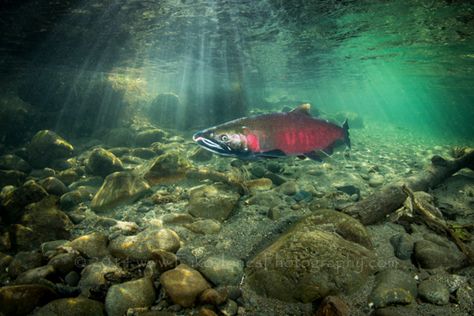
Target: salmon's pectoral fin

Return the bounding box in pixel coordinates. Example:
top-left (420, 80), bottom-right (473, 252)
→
top-left (258, 149), bottom-right (287, 158)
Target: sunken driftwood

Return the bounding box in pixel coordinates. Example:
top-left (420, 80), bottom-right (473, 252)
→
top-left (401, 185), bottom-right (474, 263)
top-left (343, 147), bottom-right (474, 225)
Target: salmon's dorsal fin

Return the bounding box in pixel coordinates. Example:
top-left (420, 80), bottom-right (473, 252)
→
top-left (290, 103), bottom-right (312, 116)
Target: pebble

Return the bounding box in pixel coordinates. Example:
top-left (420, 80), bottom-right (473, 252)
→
top-left (389, 233), bottom-right (414, 260)
top-left (65, 271), bottom-right (81, 286)
top-left (369, 269), bottom-right (417, 308)
top-left (184, 219), bottom-right (222, 234)
top-left (39, 177), bottom-right (69, 196)
top-left (105, 277), bottom-right (156, 316)
top-left (67, 232), bottom-right (110, 258)
top-left (160, 264), bottom-right (210, 307)
top-left (109, 228), bottom-right (181, 260)
top-left (414, 237), bottom-right (465, 269)
top-left (278, 181), bottom-right (298, 195)
top-left (199, 288), bottom-right (228, 305)
top-left (199, 256), bottom-right (244, 286)
top-left (368, 174), bottom-right (385, 187)
top-left (47, 252), bottom-right (77, 275)
top-left (78, 261), bottom-right (126, 296)
top-left (151, 249), bottom-right (179, 272)
top-left (188, 184), bottom-right (240, 221)
top-left (418, 278), bottom-right (450, 305)
top-left (219, 299), bottom-right (238, 316)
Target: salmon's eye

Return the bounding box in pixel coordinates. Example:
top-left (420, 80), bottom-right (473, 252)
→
top-left (220, 135), bottom-right (229, 142)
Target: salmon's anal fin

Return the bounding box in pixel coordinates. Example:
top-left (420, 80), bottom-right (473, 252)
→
top-left (342, 119), bottom-right (351, 149)
top-left (303, 151), bottom-right (323, 162)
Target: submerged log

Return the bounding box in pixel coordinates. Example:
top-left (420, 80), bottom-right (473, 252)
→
top-left (343, 148), bottom-right (474, 225)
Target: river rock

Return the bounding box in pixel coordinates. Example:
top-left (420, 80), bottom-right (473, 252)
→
top-left (369, 269), bottom-right (417, 308)
top-left (219, 299), bottom-right (238, 316)
top-left (199, 288), bottom-right (228, 305)
top-left (389, 233), bottom-right (414, 260)
top-left (91, 171), bottom-right (150, 212)
top-left (135, 129), bottom-right (166, 147)
top-left (413, 234), bottom-right (465, 269)
top-left (86, 148), bottom-right (124, 178)
top-left (0, 284), bottom-right (58, 315)
top-left (199, 256), bottom-right (244, 286)
top-left (67, 232), bottom-right (109, 258)
top-left (184, 219), bottom-right (222, 234)
top-left (109, 228), bottom-right (180, 260)
top-left (245, 209), bottom-right (375, 303)
top-left (15, 264), bottom-right (56, 284)
top-left (418, 278), bottom-right (450, 305)
top-left (59, 187), bottom-right (93, 211)
top-left (188, 184), bottom-right (240, 221)
top-left (368, 174), bottom-right (385, 187)
top-left (0, 169), bottom-right (26, 187)
top-left (189, 147), bottom-right (213, 162)
top-left (47, 252), bottom-right (77, 276)
top-left (27, 130), bottom-right (74, 168)
top-left (315, 296), bottom-right (350, 316)
top-left (57, 167), bottom-right (85, 186)
top-left (79, 261), bottom-right (126, 296)
top-left (160, 264), bottom-right (211, 307)
top-left (39, 177), bottom-right (69, 196)
top-left (131, 147), bottom-right (156, 159)
top-left (8, 250), bottom-right (44, 278)
top-left (18, 196), bottom-right (73, 250)
top-left (278, 181), bottom-right (298, 195)
top-left (34, 296), bottom-right (105, 316)
top-left (244, 178), bottom-right (273, 193)
top-left (1, 179), bottom-right (49, 223)
top-left (0, 154), bottom-right (31, 172)
top-left (105, 277), bottom-right (156, 316)
top-left (141, 151), bottom-right (190, 185)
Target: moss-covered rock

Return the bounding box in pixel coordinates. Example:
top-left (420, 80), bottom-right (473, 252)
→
top-left (27, 130), bottom-right (74, 168)
top-left (0, 284), bottom-right (58, 316)
top-left (245, 210), bottom-right (376, 303)
top-left (91, 171), bottom-right (150, 212)
top-left (0, 169), bottom-right (26, 188)
top-left (141, 151), bottom-right (190, 185)
top-left (86, 148), bottom-right (124, 178)
top-left (1, 180), bottom-right (49, 223)
top-left (17, 196), bottom-right (73, 250)
top-left (0, 154), bottom-right (31, 173)
top-left (134, 129), bottom-right (167, 147)
top-left (105, 277), bottom-right (155, 316)
top-left (369, 269), bottom-right (417, 308)
top-left (34, 296), bottom-right (105, 316)
top-left (187, 184), bottom-right (240, 221)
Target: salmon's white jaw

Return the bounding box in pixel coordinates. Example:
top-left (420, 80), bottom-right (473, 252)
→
top-left (193, 129), bottom-right (250, 158)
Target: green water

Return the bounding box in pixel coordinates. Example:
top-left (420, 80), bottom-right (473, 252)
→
top-left (0, 0), bottom-right (473, 143)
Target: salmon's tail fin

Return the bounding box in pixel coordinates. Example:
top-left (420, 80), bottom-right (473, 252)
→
top-left (342, 119), bottom-right (351, 149)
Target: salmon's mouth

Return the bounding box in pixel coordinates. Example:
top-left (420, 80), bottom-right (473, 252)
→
top-left (192, 131), bottom-right (234, 156)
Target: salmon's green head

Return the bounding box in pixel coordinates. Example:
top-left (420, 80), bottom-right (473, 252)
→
top-left (192, 120), bottom-right (252, 158)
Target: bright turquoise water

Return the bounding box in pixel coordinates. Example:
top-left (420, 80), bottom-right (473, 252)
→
top-left (1, 0), bottom-right (473, 144)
